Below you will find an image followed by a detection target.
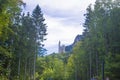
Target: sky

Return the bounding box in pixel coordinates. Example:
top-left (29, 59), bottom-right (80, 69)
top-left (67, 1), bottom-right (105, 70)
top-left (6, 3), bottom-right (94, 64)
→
top-left (23, 0), bottom-right (95, 54)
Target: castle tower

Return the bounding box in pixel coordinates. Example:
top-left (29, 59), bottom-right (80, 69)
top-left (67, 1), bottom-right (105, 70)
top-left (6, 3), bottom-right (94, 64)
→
top-left (58, 41), bottom-right (61, 53)
top-left (58, 41), bottom-right (65, 53)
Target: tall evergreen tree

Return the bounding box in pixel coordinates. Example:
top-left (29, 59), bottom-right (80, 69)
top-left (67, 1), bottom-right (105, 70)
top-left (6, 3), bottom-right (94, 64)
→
top-left (32, 5), bottom-right (47, 80)
top-left (32, 5), bottom-right (47, 45)
top-left (81, 0), bottom-right (120, 79)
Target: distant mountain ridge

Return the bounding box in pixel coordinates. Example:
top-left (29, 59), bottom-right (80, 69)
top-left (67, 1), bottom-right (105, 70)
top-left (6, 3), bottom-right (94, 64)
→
top-left (58, 34), bottom-right (82, 53)
top-left (65, 35), bottom-right (82, 53)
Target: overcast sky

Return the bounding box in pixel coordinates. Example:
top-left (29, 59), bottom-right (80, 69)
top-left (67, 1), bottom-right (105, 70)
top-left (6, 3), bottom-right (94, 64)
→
top-left (23, 0), bottom-right (95, 54)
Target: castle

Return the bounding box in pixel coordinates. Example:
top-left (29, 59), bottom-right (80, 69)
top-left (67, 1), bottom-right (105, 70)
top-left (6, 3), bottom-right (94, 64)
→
top-left (58, 41), bottom-right (65, 53)
top-left (58, 35), bottom-right (82, 53)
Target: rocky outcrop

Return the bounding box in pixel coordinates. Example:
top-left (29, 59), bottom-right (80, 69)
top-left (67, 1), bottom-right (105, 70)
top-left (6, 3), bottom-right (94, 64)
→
top-left (65, 35), bottom-right (82, 53)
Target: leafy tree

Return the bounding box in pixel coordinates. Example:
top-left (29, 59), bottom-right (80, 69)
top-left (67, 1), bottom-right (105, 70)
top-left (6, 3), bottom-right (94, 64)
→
top-left (0, 0), bottom-right (22, 79)
top-left (36, 54), bottom-right (65, 80)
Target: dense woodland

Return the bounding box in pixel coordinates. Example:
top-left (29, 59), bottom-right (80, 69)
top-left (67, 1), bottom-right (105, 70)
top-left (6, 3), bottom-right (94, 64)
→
top-left (0, 0), bottom-right (120, 80)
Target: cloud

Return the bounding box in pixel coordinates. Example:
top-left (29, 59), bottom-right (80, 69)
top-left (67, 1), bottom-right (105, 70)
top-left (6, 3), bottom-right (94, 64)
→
top-left (36, 0), bottom-right (94, 11)
top-left (23, 0), bottom-right (95, 15)
top-left (23, 0), bottom-right (95, 54)
top-left (44, 15), bottom-right (84, 53)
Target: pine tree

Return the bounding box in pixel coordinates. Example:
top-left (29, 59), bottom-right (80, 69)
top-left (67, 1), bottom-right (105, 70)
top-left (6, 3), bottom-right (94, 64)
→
top-left (32, 5), bottom-right (47, 56)
top-left (32, 5), bottom-right (47, 80)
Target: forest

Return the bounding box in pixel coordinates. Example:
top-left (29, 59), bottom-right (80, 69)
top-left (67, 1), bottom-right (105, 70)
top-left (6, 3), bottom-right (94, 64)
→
top-left (0, 0), bottom-right (120, 80)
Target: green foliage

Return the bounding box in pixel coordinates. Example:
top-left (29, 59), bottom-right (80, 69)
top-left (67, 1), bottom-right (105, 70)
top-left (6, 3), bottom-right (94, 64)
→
top-left (1, 0), bottom-right (120, 80)
top-left (36, 54), bottom-right (66, 80)
top-left (81, 0), bottom-right (120, 79)
top-left (105, 53), bottom-right (120, 80)
top-left (0, 1), bottom-right (47, 79)
top-left (0, 0), bottom-right (22, 79)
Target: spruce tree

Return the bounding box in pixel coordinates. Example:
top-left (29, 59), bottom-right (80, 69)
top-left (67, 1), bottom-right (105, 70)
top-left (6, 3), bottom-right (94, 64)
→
top-left (32, 5), bottom-right (47, 56)
top-left (32, 5), bottom-right (47, 80)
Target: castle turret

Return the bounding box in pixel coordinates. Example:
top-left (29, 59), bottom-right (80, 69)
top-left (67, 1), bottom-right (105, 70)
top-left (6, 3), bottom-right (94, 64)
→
top-left (58, 41), bottom-right (65, 53)
top-left (58, 41), bottom-right (61, 53)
